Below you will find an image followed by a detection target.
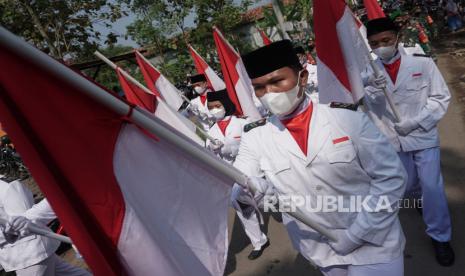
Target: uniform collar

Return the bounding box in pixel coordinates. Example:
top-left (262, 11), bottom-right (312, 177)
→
top-left (269, 103), bottom-right (330, 165)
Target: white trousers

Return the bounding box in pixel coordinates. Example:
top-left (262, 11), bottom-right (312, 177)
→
top-left (231, 184), bottom-right (268, 250)
top-left (398, 147), bottom-right (452, 242)
top-left (235, 210), bottom-right (268, 250)
top-left (320, 255), bottom-right (404, 276)
top-left (16, 254), bottom-right (91, 276)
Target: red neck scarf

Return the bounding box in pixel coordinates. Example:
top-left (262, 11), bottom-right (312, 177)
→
top-left (217, 117), bottom-right (231, 136)
top-left (383, 57), bottom-right (402, 84)
top-left (281, 102), bottom-right (314, 155)
top-left (200, 94), bottom-right (207, 105)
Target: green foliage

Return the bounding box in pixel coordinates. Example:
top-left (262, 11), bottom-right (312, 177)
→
top-left (83, 44), bottom-right (141, 93)
top-left (256, 0), bottom-right (314, 48)
top-left (0, 0), bottom-right (128, 60)
top-left (125, 0), bottom-right (253, 84)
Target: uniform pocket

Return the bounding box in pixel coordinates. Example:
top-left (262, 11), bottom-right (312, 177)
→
top-left (2, 234), bottom-right (37, 248)
top-left (406, 79), bottom-right (427, 92)
top-left (272, 160), bottom-right (291, 174)
top-left (326, 146), bottom-right (356, 164)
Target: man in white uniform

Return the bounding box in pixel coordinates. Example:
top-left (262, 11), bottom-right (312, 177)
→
top-left (205, 90), bottom-right (269, 260)
top-left (187, 74), bottom-right (214, 131)
top-left (0, 177), bottom-right (90, 275)
top-left (234, 40), bottom-right (407, 276)
top-left (362, 17), bottom-right (454, 266)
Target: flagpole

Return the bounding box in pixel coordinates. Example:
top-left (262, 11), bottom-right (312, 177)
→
top-left (0, 27), bottom-right (336, 242)
top-left (134, 50), bottom-right (219, 142)
top-left (94, 51), bottom-right (154, 96)
top-left (271, 0), bottom-right (291, 40)
top-left (0, 218), bottom-right (72, 244)
top-left (94, 51), bottom-right (217, 143)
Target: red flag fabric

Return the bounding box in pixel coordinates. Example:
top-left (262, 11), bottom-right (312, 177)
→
top-left (363, 0), bottom-right (386, 20)
top-left (117, 69), bottom-right (157, 113)
top-left (0, 27), bottom-right (232, 276)
top-left (314, 0), bottom-right (368, 104)
top-left (258, 28), bottom-right (272, 45)
top-left (213, 27), bottom-right (261, 120)
top-left (134, 51), bottom-right (184, 110)
top-left (0, 38), bottom-right (126, 276)
top-left (188, 45), bottom-right (226, 91)
top-left (134, 52), bottom-right (161, 97)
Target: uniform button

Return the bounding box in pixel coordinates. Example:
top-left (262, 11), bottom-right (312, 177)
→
top-left (316, 185), bottom-right (323, 191)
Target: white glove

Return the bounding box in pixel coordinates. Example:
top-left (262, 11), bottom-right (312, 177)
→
top-left (246, 176), bottom-right (275, 206)
top-left (394, 118), bottom-right (420, 136)
top-left (189, 105), bottom-right (200, 116)
top-left (326, 229), bottom-right (363, 256)
top-left (207, 139), bottom-right (223, 154)
top-left (4, 216), bottom-right (31, 242)
top-left (220, 138), bottom-right (240, 159)
top-left (231, 177), bottom-right (274, 217)
top-left (365, 86), bottom-right (385, 104)
top-left (200, 112), bottom-right (210, 122)
top-left (367, 74), bottom-right (387, 90)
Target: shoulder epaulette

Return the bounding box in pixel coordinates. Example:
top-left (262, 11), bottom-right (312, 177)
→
top-left (330, 102), bottom-right (358, 111)
top-left (413, 53), bottom-right (431, 58)
top-left (244, 118), bottom-right (267, 133)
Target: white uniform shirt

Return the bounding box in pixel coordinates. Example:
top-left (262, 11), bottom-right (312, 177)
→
top-left (0, 179), bottom-right (59, 271)
top-left (190, 90), bottom-right (213, 131)
top-left (206, 116), bottom-right (248, 163)
top-left (234, 101), bottom-right (406, 267)
top-left (363, 54), bottom-right (451, 152)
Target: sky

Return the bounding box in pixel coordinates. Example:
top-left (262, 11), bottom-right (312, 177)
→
top-left (94, 0), bottom-right (272, 47)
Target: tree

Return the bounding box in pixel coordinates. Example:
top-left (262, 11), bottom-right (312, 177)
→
top-left (83, 45), bottom-right (137, 95)
top-left (125, 0), bottom-right (252, 84)
top-left (256, 0), bottom-right (314, 48)
top-left (0, 0), bottom-right (129, 60)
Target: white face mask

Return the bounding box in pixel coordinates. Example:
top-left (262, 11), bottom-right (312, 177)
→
top-left (259, 73), bottom-right (304, 117)
top-left (210, 107), bottom-right (226, 121)
top-left (194, 86), bottom-right (206, 95)
top-left (372, 36), bottom-right (399, 61)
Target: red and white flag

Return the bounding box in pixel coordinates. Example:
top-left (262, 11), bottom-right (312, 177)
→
top-left (0, 27), bottom-right (232, 276)
top-left (116, 68), bottom-right (202, 145)
top-left (117, 69), bottom-right (157, 113)
top-left (188, 45), bottom-right (226, 91)
top-left (314, 0), bottom-right (369, 104)
top-left (135, 50), bottom-right (184, 111)
top-left (257, 27), bottom-right (272, 46)
top-left (363, 0), bottom-right (386, 20)
top-left (213, 27), bottom-right (262, 120)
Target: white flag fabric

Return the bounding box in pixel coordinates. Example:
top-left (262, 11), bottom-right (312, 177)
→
top-left (314, 0), bottom-right (369, 104)
top-left (135, 51), bottom-right (184, 111)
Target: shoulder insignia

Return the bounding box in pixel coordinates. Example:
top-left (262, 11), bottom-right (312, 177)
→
top-left (330, 102), bottom-right (358, 111)
top-left (413, 53), bottom-right (431, 58)
top-left (244, 118), bottom-right (267, 133)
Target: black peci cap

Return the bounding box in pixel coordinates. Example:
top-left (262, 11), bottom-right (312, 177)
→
top-left (242, 40), bottom-right (302, 79)
top-left (366, 17), bottom-right (399, 38)
top-left (188, 74), bottom-right (207, 84)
